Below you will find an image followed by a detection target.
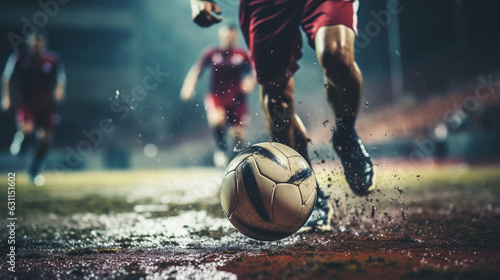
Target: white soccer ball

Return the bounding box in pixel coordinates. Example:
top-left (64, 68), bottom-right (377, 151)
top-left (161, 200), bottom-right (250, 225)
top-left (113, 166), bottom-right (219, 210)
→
top-left (220, 142), bottom-right (317, 241)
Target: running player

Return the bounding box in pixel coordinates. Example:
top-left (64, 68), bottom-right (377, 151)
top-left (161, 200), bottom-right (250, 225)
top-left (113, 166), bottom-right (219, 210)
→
top-left (1, 30), bottom-right (66, 185)
top-left (180, 23), bottom-right (255, 167)
top-left (189, 0), bottom-right (375, 230)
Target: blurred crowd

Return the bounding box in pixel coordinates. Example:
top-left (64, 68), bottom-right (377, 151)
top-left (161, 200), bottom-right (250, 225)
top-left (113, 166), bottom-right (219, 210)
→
top-left (357, 81), bottom-right (500, 141)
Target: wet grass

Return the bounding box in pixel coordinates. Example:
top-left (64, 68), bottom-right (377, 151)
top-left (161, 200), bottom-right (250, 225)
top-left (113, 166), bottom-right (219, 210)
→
top-left (0, 165), bottom-right (498, 217)
top-left (0, 164), bottom-right (499, 279)
top-left (0, 168), bottom-right (223, 217)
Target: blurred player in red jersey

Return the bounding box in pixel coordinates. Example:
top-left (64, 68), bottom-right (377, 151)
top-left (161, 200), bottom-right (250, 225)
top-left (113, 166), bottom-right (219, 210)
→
top-left (189, 0), bottom-right (375, 230)
top-left (1, 30), bottom-right (66, 185)
top-left (181, 23), bottom-right (255, 167)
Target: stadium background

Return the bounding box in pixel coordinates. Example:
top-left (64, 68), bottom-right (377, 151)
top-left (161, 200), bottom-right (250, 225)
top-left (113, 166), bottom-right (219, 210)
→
top-left (0, 0), bottom-right (499, 169)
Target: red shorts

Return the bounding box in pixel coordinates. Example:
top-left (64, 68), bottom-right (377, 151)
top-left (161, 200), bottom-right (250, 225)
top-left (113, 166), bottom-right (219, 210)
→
top-left (16, 105), bottom-right (57, 131)
top-left (240, 0), bottom-right (359, 83)
top-left (204, 94), bottom-right (249, 126)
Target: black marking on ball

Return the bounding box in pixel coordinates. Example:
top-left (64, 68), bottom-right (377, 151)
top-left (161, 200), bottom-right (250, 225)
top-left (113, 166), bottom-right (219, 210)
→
top-left (239, 145), bottom-right (287, 169)
top-left (232, 214), bottom-right (291, 240)
top-left (240, 159), bottom-right (272, 222)
top-left (287, 167), bottom-right (313, 184)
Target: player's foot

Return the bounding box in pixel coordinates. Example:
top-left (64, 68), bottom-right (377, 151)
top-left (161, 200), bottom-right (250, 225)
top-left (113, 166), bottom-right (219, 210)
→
top-left (300, 186), bottom-right (333, 232)
top-left (31, 174), bottom-right (46, 187)
top-left (10, 132), bottom-right (25, 156)
top-left (213, 149), bottom-right (228, 168)
top-left (28, 159), bottom-right (45, 186)
top-left (333, 129), bottom-right (376, 196)
top-left (230, 141), bottom-right (244, 161)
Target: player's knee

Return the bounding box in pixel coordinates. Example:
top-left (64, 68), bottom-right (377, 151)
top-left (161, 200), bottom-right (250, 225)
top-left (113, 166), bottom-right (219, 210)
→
top-left (260, 81), bottom-right (293, 110)
top-left (319, 42), bottom-right (353, 75)
top-left (21, 124), bottom-right (35, 135)
top-left (37, 130), bottom-right (52, 142)
top-left (260, 92), bottom-right (292, 120)
top-left (209, 118), bottom-right (225, 128)
top-left (208, 112), bottom-right (226, 127)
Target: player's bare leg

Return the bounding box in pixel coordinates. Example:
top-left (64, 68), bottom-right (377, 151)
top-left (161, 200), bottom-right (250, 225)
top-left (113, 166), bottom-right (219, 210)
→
top-left (10, 122), bottom-right (35, 156)
top-left (29, 128), bottom-right (51, 185)
top-left (315, 25), bottom-right (375, 195)
top-left (260, 75), bottom-right (310, 162)
top-left (260, 75), bottom-right (331, 231)
top-left (207, 106), bottom-right (229, 167)
top-left (316, 26), bottom-right (361, 121)
top-left (292, 113), bottom-right (310, 163)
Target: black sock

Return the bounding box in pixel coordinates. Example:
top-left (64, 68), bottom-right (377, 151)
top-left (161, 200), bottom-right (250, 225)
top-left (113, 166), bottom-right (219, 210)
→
top-left (34, 138), bottom-right (49, 161)
top-left (214, 127), bottom-right (227, 151)
top-left (335, 115), bottom-right (357, 135)
top-left (30, 138), bottom-right (50, 176)
top-left (19, 133), bottom-right (35, 155)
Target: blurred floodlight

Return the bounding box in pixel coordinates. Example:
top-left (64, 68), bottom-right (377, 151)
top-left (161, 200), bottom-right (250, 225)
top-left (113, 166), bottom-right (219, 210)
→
top-left (144, 143), bottom-right (158, 158)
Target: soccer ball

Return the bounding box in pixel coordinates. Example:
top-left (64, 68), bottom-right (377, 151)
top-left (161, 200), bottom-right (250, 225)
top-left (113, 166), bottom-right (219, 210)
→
top-left (220, 142), bottom-right (317, 241)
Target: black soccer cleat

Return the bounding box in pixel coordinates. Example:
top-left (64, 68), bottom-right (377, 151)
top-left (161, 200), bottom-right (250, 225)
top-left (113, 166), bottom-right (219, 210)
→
top-left (300, 185), bottom-right (333, 232)
top-left (28, 159), bottom-right (46, 186)
top-left (28, 159), bottom-right (41, 178)
top-left (333, 130), bottom-right (376, 196)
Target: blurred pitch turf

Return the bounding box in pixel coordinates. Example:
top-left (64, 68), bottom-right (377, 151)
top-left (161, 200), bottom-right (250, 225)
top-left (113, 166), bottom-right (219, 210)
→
top-left (0, 163), bottom-right (498, 218)
top-left (1, 164), bottom-right (499, 280)
top-left (0, 168), bottom-right (225, 217)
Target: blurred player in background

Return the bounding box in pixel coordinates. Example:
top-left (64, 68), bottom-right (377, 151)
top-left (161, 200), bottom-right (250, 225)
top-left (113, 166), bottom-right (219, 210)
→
top-left (189, 0), bottom-right (375, 230)
top-left (1, 30), bottom-right (66, 185)
top-left (181, 23), bottom-right (255, 167)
